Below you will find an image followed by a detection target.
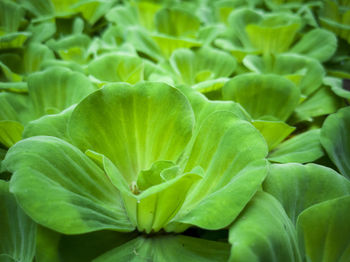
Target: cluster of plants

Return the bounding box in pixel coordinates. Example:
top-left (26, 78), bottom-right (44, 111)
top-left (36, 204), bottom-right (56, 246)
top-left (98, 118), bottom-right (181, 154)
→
top-left (1, 0), bottom-right (350, 261)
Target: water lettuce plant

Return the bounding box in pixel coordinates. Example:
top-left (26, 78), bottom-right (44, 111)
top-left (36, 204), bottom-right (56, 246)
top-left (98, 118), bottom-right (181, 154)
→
top-left (1, 0), bottom-right (350, 261)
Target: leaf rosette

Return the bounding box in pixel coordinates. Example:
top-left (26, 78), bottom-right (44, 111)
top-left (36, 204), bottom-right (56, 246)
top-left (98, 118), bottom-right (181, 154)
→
top-left (3, 82), bottom-right (268, 234)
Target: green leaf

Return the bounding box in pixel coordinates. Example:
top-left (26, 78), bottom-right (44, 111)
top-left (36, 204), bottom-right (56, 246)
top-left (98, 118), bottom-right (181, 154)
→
top-left (0, 32), bottom-right (31, 49)
top-left (27, 22), bottom-right (56, 43)
top-left (252, 120), bottom-right (295, 150)
top-left (125, 27), bottom-right (162, 61)
top-left (170, 47), bottom-right (236, 85)
top-left (222, 73), bottom-right (300, 121)
top-left (134, 1), bottom-right (161, 31)
top-left (290, 28), bottom-right (337, 62)
top-left (23, 43), bottom-right (55, 74)
top-left (73, 0), bottom-right (114, 25)
top-left (136, 160), bottom-right (178, 190)
top-left (0, 61), bottom-right (22, 82)
top-left (3, 136), bottom-right (134, 234)
top-left (40, 59), bottom-right (84, 73)
top-left (68, 82), bottom-right (194, 184)
top-left (169, 48), bottom-right (195, 84)
top-left (243, 54), bottom-right (325, 96)
top-left (0, 148), bottom-right (7, 173)
top-left (97, 153), bottom-right (202, 233)
top-left (263, 163), bottom-right (350, 224)
top-left (133, 171), bottom-right (202, 233)
top-left (297, 196), bottom-right (350, 262)
top-left (0, 92), bottom-right (32, 124)
top-left (47, 34), bottom-right (91, 64)
top-left (175, 85), bottom-right (251, 130)
top-left (152, 34), bottom-right (201, 59)
top-left (23, 106), bottom-right (74, 141)
top-left (0, 180), bottom-right (36, 262)
top-left (0, 82), bottom-right (27, 93)
top-left (246, 13), bottom-right (301, 54)
top-left (293, 85), bottom-right (343, 123)
top-left (324, 77), bottom-right (350, 100)
top-left (0, 0), bottom-right (30, 49)
top-left (155, 7), bottom-right (200, 38)
top-left (268, 129), bottom-right (324, 163)
top-left (17, 0), bottom-right (54, 18)
top-left (27, 66), bottom-right (96, 118)
top-left (227, 8), bottom-right (262, 49)
top-left (164, 112), bottom-right (267, 231)
top-left (87, 53), bottom-right (144, 84)
top-left (229, 192), bottom-right (302, 262)
top-left (0, 120), bottom-right (23, 148)
top-left (0, 1), bottom-right (24, 33)
top-left (94, 235), bottom-right (230, 262)
top-left (192, 78), bottom-right (231, 95)
top-left (171, 160), bottom-right (268, 231)
top-left (321, 107), bottom-right (350, 178)
top-left (35, 226), bottom-right (61, 262)
top-left (182, 110), bottom-right (267, 193)
top-left (106, 5), bottom-right (138, 28)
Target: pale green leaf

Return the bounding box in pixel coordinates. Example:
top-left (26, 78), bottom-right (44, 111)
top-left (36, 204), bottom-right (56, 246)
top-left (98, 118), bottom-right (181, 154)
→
top-left (87, 53), bottom-right (144, 84)
top-left (68, 82), bottom-right (194, 184)
top-left (252, 120), bottom-right (295, 150)
top-left (170, 47), bottom-right (236, 85)
top-left (223, 73), bottom-right (300, 121)
top-left (243, 54), bottom-right (325, 96)
top-left (290, 28), bottom-right (337, 62)
top-left (0, 120), bottom-right (23, 148)
top-left (3, 136), bottom-right (134, 234)
top-left (246, 13), bottom-right (301, 54)
top-left (27, 66), bottom-right (96, 118)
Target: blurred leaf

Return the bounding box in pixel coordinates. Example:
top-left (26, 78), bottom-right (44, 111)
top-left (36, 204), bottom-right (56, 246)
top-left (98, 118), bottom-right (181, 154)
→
top-left (321, 107), bottom-right (350, 178)
top-left (0, 120), bottom-right (23, 148)
top-left (88, 53), bottom-right (144, 84)
top-left (155, 7), bottom-right (200, 38)
top-left (223, 73), bottom-right (300, 121)
top-left (0, 180), bottom-right (36, 262)
top-left (27, 66), bottom-right (96, 118)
